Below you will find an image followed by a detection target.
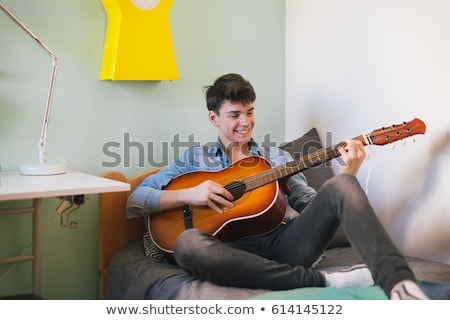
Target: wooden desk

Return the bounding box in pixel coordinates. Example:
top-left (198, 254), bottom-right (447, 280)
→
top-left (0, 171), bottom-right (130, 296)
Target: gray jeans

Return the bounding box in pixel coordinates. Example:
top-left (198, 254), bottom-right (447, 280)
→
top-left (173, 174), bottom-right (415, 296)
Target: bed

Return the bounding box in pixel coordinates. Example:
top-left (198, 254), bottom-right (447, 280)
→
top-left (98, 128), bottom-right (450, 300)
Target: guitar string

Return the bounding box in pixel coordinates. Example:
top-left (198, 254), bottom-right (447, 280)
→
top-left (227, 126), bottom-right (415, 196)
top-left (227, 136), bottom-right (368, 195)
top-left (226, 145), bottom-right (340, 196)
top-left (243, 145), bottom-right (341, 189)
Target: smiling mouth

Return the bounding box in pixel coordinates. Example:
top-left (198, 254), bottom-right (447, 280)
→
top-left (236, 130), bottom-right (250, 134)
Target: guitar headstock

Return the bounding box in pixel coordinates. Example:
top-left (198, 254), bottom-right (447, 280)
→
top-left (368, 118), bottom-right (426, 146)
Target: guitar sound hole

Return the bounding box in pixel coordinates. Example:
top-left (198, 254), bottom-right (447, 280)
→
top-left (224, 181), bottom-right (247, 200)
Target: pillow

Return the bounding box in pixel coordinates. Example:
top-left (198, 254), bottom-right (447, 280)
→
top-left (279, 128), bottom-right (350, 248)
top-left (279, 127), bottom-right (334, 191)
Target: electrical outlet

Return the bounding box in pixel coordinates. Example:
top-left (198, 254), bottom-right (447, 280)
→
top-left (73, 195), bottom-right (85, 205)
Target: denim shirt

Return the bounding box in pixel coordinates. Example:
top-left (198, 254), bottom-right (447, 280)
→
top-left (127, 138), bottom-right (317, 218)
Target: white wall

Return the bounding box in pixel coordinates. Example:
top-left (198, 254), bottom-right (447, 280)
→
top-left (286, 0), bottom-right (450, 264)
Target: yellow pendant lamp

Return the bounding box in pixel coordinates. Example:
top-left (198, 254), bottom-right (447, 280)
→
top-left (100, 0), bottom-right (178, 81)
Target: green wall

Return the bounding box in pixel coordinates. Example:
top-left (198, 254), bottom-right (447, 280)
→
top-left (0, 1), bottom-right (285, 299)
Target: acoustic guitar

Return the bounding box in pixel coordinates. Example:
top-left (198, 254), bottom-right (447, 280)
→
top-left (149, 118), bottom-right (426, 254)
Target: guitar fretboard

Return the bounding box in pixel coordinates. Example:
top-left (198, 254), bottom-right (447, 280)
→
top-left (228, 135), bottom-right (369, 196)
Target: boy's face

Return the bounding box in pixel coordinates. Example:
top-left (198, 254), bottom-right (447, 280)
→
top-left (208, 100), bottom-right (255, 148)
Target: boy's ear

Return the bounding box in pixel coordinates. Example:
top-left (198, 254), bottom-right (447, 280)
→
top-left (208, 110), bottom-right (218, 126)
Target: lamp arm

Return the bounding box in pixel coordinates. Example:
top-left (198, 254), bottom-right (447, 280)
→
top-left (1, 3), bottom-right (58, 165)
top-left (39, 59), bottom-right (58, 164)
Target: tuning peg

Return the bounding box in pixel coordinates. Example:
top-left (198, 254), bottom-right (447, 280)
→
top-left (391, 143), bottom-right (396, 149)
top-left (402, 139), bottom-right (407, 146)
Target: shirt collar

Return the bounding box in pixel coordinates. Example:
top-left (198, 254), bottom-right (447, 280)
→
top-left (208, 137), bottom-right (263, 158)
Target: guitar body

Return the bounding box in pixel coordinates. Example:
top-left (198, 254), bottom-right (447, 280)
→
top-left (149, 157), bottom-right (287, 254)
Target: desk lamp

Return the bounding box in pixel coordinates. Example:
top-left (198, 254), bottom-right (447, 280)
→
top-left (1, 3), bottom-right (66, 175)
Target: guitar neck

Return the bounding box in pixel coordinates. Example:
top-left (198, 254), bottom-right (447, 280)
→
top-left (236, 118), bottom-right (426, 194)
top-left (243, 134), bottom-right (369, 192)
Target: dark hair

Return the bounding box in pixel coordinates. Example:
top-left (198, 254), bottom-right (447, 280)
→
top-left (204, 73), bottom-right (256, 113)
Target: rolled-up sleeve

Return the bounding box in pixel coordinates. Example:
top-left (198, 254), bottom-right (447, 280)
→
top-left (126, 145), bottom-right (224, 216)
top-left (126, 151), bottom-right (192, 216)
top-left (127, 183), bottom-right (164, 216)
top-left (127, 167), bottom-right (173, 216)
